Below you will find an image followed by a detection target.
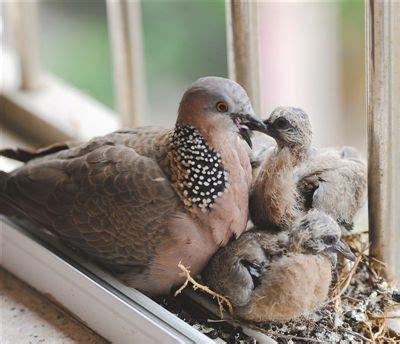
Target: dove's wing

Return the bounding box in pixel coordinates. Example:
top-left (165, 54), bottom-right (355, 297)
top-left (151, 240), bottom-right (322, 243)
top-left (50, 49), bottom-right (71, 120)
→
top-left (2, 129), bottom-right (180, 271)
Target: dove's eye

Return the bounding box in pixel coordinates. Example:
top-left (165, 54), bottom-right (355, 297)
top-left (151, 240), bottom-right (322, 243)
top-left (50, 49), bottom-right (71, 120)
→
top-left (216, 101), bottom-right (229, 113)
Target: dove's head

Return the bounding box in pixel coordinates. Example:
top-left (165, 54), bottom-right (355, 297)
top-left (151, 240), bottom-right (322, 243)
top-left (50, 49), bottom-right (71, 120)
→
top-left (177, 76), bottom-right (266, 148)
top-left (256, 106), bottom-right (312, 150)
top-left (290, 210), bottom-right (355, 265)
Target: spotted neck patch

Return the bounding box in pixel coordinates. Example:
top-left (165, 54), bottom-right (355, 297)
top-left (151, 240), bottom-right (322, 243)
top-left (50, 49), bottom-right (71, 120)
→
top-left (169, 124), bottom-right (228, 211)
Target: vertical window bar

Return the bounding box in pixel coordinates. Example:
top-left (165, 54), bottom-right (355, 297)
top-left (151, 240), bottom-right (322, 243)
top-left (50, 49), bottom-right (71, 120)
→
top-left (7, 0), bottom-right (40, 90)
top-left (106, 0), bottom-right (145, 128)
top-left (225, 0), bottom-right (261, 114)
top-left (366, 0), bottom-right (400, 283)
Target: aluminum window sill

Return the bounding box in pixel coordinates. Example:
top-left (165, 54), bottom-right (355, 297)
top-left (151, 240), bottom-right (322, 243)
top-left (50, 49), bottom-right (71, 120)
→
top-left (0, 217), bottom-right (215, 344)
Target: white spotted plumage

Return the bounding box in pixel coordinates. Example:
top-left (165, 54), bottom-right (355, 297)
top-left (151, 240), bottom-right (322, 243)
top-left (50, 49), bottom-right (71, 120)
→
top-left (169, 124), bottom-right (228, 210)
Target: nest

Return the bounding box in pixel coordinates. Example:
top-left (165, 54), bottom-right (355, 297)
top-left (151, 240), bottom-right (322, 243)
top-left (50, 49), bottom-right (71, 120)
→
top-left (163, 232), bottom-right (400, 343)
top-left (243, 232), bottom-right (400, 343)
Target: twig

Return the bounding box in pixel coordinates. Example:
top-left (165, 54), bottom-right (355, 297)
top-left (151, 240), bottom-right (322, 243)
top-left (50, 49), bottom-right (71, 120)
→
top-left (364, 254), bottom-right (388, 267)
top-left (207, 319), bottom-right (228, 323)
top-left (372, 319), bottom-right (385, 342)
top-left (385, 303), bottom-right (400, 309)
top-left (175, 261), bottom-right (233, 318)
top-left (342, 295), bottom-right (362, 303)
top-left (369, 315), bottom-right (400, 320)
top-left (341, 328), bottom-right (373, 343)
top-left (326, 254), bottom-right (363, 305)
top-left (268, 333), bottom-right (324, 343)
top-left (363, 321), bottom-right (375, 341)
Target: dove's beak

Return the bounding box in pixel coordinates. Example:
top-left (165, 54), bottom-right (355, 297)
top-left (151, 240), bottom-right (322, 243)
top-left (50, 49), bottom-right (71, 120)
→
top-left (333, 240), bottom-right (356, 261)
top-left (245, 118), bottom-right (273, 135)
top-left (231, 113), bottom-right (267, 148)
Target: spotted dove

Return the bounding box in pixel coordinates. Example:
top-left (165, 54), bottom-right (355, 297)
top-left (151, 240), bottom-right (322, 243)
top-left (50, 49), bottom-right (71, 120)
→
top-left (202, 210), bottom-right (355, 321)
top-left (0, 76), bottom-right (266, 295)
top-left (249, 106), bottom-right (367, 232)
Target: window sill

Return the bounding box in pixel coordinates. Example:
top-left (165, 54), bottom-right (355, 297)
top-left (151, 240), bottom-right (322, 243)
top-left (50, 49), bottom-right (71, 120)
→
top-left (1, 47), bottom-right (119, 146)
top-left (0, 217), bottom-right (215, 343)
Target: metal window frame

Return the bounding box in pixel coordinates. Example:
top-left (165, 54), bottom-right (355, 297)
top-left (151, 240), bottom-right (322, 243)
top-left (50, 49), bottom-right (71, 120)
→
top-left (106, 0), bottom-right (146, 128)
top-left (0, 217), bottom-right (214, 344)
top-left (366, 0), bottom-right (400, 284)
top-left (225, 0), bottom-right (261, 114)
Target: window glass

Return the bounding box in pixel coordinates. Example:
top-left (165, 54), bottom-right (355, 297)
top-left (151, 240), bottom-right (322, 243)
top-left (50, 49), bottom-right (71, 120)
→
top-left (39, 0), bottom-right (113, 108)
top-left (38, 0), bottom-right (227, 126)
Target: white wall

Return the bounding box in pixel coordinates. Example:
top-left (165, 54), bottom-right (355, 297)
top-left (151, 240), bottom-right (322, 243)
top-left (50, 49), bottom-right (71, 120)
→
top-left (259, 2), bottom-right (345, 148)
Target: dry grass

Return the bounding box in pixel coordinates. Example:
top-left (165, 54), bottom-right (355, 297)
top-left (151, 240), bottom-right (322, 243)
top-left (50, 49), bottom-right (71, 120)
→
top-left (175, 261), bottom-right (233, 318)
top-left (332, 232), bottom-right (399, 343)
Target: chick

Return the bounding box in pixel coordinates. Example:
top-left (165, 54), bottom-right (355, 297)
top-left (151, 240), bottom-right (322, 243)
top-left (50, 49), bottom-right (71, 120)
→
top-left (295, 146), bottom-right (367, 232)
top-left (250, 106), bottom-right (367, 232)
top-left (202, 210), bottom-right (355, 321)
top-left (245, 133), bottom-right (275, 179)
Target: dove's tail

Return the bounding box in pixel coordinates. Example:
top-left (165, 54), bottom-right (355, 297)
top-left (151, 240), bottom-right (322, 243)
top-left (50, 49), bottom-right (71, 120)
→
top-left (0, 142), bottom-right (72, 162)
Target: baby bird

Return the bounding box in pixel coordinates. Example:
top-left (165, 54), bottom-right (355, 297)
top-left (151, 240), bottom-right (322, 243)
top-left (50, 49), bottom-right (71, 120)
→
top-left (202, 210), bottom-right (355, 321)
top-left (250, 107), bottom-right (367, 232)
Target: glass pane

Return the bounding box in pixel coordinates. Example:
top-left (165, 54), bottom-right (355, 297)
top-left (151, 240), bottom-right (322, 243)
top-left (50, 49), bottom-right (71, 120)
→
top-left (259, 1), bottom-right (365, 153)
top-left (38, 0), bottom-right (227, 125)
top-left (258, 1), bottom-right (367, 230)
top-left (141, 0), bottom-right (227, 126)
top-left (39, 0), bottom-right (114, 108)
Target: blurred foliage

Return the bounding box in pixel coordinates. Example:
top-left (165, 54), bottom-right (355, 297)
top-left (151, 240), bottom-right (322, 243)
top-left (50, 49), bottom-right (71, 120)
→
top-left (39, 1), bottom-right (113, 107)
top-left (39, 0), bottom-right (227, 110)
top-left (338, 0), bottom-right (364, 28)
top-left (142, 0), bottom-right (227, 83)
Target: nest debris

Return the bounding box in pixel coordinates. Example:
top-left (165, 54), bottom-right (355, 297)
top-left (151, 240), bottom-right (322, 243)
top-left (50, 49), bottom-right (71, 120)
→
top-left (170, 233), bottom-right (400, 343)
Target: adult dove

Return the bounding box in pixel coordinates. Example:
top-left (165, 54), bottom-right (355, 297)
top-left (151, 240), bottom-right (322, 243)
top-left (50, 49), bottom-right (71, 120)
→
top-left (0, 76), bottom-right (266, 295)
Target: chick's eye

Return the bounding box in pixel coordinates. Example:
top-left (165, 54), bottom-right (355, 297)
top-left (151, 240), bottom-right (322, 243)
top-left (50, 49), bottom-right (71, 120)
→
top-left (322, 235), bottom-right (338, 245)
top-left (216, 101), bottom-right (228, 113)
top-left (275, 117), bottom-right (290, 129)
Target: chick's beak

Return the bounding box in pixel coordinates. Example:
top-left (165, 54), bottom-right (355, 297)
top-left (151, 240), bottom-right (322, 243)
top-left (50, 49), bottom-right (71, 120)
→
top-left (334, 240), bottom-right (356, 261)
top-left (245, 117), bottom-right (273, 134)
top-left (231, 113), bottom-right (267, 148)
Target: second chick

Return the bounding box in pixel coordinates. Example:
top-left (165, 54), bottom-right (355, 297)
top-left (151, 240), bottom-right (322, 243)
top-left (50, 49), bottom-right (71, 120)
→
top-left (202, 210), bottom-right (355, 321)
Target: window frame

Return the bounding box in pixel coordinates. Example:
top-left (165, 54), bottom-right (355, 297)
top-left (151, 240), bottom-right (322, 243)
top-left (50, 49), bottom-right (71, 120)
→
top-left (1, 217), bottom-right (215, 343)
top-left (1, 0), bottom-right (399, 342)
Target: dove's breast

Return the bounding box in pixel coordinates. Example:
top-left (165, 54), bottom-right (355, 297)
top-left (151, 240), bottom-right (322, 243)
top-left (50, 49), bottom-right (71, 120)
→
top-left (205, 137), bottom-right (252, 245)
top-left (169, 126), bottom-right (252, 246)
top-left (122, 134), bottom-right (252, 294)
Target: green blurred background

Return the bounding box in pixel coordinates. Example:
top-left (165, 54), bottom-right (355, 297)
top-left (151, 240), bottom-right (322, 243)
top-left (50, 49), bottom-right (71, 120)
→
top-left (39, 0), bottom-right (227, 119)
top-left (38, 0), bottom-right (365, 130)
